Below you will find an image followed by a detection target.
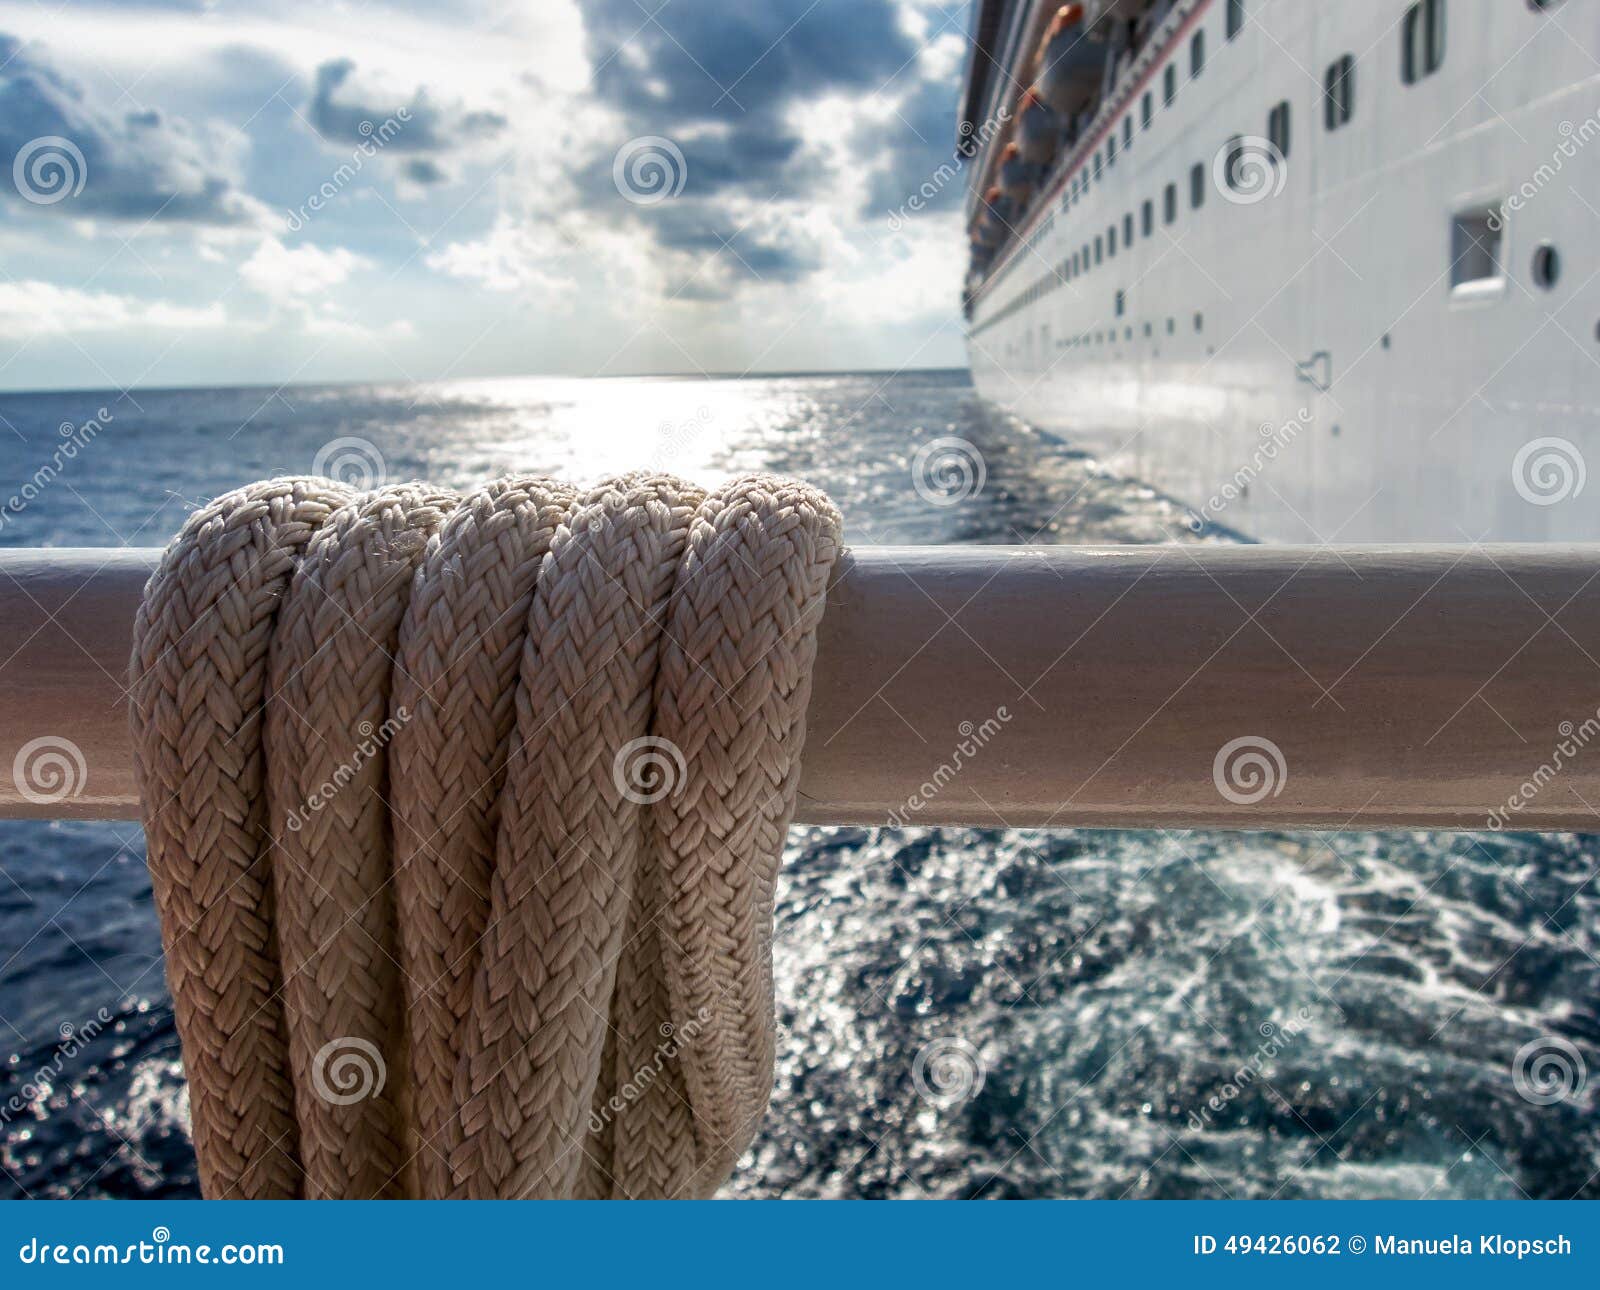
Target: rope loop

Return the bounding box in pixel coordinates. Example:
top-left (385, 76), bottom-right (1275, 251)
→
top-left (130, 471), bottom-right (841, 1199)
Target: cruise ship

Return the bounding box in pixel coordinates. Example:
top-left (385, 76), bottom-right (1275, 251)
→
top-left (961, 0), bottom-right (1600, 542)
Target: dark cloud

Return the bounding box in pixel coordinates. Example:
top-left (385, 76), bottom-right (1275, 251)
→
top-left (308, 59), bottom-right (507, 153)
top-left (627, 198), bottom-right (820, 301)
top-left (586, 0), bottom-right (918, 131)
top-left (0, 34), bottom-right (259, 223)
top-left (573, 0), bottom-right (939, 298)
top-left (403, 158), bottom-right (449, 186)
top-left (584, 0), bottom-right (922, 200)
top-left (860, 70), bottom-right (970, 218)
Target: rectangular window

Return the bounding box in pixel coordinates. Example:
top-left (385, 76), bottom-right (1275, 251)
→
top-left (1164, 182), bottom-right (1177, 225)
top-left (1227, 0), bottom-right (1244, 39)
top-left (1123, 213), bottom-right (1134, 245)
top-left (1108, 133), bottom-right (1117, 165)
top-left (1402, 0), bottom-right (1445, 85)
top-left (1268, 100), bottom-right (1291, 159)
top-left (1141, 199), bottom-right (1153, 237)
top-left (1190, 161), bottom-right (1205, 208)
top-left (1094, 151), bottom-right (1103, 179)
top-left (1223, 134), bottom-right (1244, 193)
top-left (1450, 208), bottom-right (1502, 288)
top-left (1191, 31), bottom-right (1205, 78)
top-left (1107, 224), bottom-right (1117, 256)
top-left (1094, 234), bottom-right (1103, 264)
top-left (1164, 64), bottom-right (1177, 106)
top-left (1142, 92), bottom-right (1153, 129)
top-left (1324, 54), bottom-right (1355, 129)
top-left (1083, 243), bottom-right (1091, 270)
top-left (1116, 290), bottom-right (1126, 317)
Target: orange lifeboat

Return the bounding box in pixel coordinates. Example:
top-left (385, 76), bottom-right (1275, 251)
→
top-left (1035, 5), bottom-right (1103, 116)
top-left (1014, 88), bottom-right (1059, 166)
top-left (997, 141), bottom-right (1034, 203)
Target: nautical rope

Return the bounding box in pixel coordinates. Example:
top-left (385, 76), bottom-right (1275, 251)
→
top-left (128, 472), bottom-right (842, 1199)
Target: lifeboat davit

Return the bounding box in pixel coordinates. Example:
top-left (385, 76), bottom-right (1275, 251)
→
top-left (1014, 88), bottom-right (1058, 166)
top-left (974, 184), bottom-right (1014, 245)
top-left (1035, 5), bottom-right (1103, 116)
top-left (997, 141), bottom-right (1035, 203)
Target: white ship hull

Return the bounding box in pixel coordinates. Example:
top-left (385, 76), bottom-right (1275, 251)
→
top-left (964, 0), bottom-right (1600, 543)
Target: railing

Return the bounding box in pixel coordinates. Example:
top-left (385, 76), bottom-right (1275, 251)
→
top-left (3, 544), bottom-right (1598, 832)
top-left (970, 0), bottom-right (1210, 309)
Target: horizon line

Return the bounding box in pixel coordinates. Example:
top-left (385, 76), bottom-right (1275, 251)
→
top-left (0, 365), bottom-right (974, 400)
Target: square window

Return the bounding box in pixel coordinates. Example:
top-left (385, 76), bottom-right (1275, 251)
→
top-left (1450, 208), bottom-right (1502, 287)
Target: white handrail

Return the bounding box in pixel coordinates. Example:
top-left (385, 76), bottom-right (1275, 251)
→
top-left (1, 543), bottom-right (1597, 832)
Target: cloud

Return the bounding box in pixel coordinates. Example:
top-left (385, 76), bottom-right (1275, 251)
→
top-left (0, 280), bottom-right (225, 335)
top-left (423, 215), bottom-right (578, 299)
top-left (0, 34), bottom-right (264, 224)
top-left (240, 238), bottom-right (369, 301)
top-left (308, 57), bottom-right (507, 153)
top-left (428, 0), bottom-right (972, 314)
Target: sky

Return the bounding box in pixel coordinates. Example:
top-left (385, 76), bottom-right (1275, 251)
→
top-left (0, 0), bottom-right (975, 392)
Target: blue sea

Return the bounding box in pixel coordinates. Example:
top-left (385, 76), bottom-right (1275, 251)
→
top-left (0, 370), bottom-right (1595, 1198)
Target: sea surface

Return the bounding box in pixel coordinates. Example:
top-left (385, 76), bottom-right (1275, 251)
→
top-left (0, 369), bottom-right (1596, 1199)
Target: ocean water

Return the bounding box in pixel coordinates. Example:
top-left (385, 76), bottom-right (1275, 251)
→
top-left (0, 369), bottom-right (1596, 1199)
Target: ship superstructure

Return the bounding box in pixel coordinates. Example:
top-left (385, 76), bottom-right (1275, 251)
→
top-left (962, 0), bottom-right (1600, 542)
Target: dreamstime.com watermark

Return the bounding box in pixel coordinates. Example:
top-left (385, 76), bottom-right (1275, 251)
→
top-left (10, 735), bottom-right (88, 806)
top-left (1485, 710), bottom-right (1600, 828)
top-left (612, 135), bottom-right (687, 205)
top-left (1488, 109), bottom-right (1600, 232)
top-left (1212, 135), bottom-right (1286, 206)
top-left (1511, 1035), bottom-right (1588, 1106)
top-left (285, 109), bottom-right (411, 232)
top-left (1512, 436), bottom-right (1584, 507)
top-left (282, 710), bottom-right (409, 834)
top-left (1187, 408), bottom-right (1310, 532)
top-left (1212, 735), bottom-right (1287, 806)
top-left (886, 105), bottom-right (1012, 231)
top-left (911, 436), bottom-right (987, 507)
top-left (912, 1036), bottom-right (986, 1108)
top-left (0, 407), bottom-right (113, 533)
top-left (613, 736), bottom-right (687, 805)
top-left (18, 1228), bottom-right (283, 1267)
top-left (651, 405), bottom-right (714, 468)
top-left (12, 135), bottom-right (87, 205)
top-left (311, 435), bottom-right (387, 489)
top-left (1, 1007), bottom-right (113, 1125)
top-left (886, 708), bottom-right (1012, 828)
top-left (1186, 1007), bottom-right (1315, 1132)
top-left (589, 1008), bottom-right (712, 1133)
top-left (311, 1036), bottom-right (386, 1106)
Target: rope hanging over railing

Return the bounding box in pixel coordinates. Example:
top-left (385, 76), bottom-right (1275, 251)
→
top-left (127, 471), bottom-right (842, 1200)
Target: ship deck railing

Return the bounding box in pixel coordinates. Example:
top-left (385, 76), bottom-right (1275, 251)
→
top-left (2, 542), bottom-right (1596, 834)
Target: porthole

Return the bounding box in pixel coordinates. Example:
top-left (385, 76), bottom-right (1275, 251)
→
top-left (1532, 243), bottom-right (1560, 289)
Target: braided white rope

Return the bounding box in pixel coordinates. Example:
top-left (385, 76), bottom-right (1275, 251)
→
top-left (129, 472), bottom-right (841, 1199)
